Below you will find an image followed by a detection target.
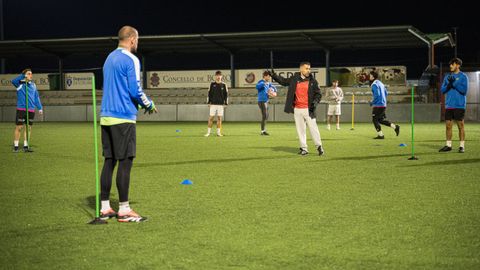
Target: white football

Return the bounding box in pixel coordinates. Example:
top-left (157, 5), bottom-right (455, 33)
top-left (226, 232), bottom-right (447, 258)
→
top-left (268, 90), bottom-right (277, 98)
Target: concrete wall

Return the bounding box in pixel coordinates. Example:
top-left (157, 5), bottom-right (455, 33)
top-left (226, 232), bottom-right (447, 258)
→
top-left (137, 104), bottom-right (177, 121)
top-left (44, 105), bottom-right (86, 121)
top-left (0, 103), bottom-right (446, 122)
top-left (2, 106), bottom-right (45, 122)
top-left (177, 105), bottom-right (209, 121)
top-left (224, 104), bottom-right (274, 122)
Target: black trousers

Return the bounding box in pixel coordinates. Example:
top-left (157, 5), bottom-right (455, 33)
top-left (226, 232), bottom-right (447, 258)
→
top-left (372, 107), bottom-right (392, 132)
top-left (100, 157), bottom-right (133, 202)
top-left (258, 101), bottom-right (268, 131)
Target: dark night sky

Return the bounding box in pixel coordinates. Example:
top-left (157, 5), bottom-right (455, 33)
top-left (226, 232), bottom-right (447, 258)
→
top-left (2, 0), bottom-right (479, 78)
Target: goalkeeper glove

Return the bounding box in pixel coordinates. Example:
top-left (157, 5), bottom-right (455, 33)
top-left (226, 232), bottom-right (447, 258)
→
top-left (446, 76), bottom-right (455, 90)
top-left (447, 76), bottom-right (455, 84)
top-left (144, 101), bottom-right (157, 114)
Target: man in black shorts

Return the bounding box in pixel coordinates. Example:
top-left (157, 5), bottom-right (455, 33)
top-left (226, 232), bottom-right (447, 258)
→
top-left (99, 26), bottom-right (157, 222)
top-left (439, 58), bottom-right (469, 153)
top-left (11, 69), bottom-right (43, 152)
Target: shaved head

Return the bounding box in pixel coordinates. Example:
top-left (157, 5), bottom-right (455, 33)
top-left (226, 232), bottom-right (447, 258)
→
top-left (118, 26), bottom-right (138, 41)
top-left (117, 26), bottom-right (139, 53)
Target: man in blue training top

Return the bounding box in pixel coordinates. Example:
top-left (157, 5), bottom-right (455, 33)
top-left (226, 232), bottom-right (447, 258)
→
top-left (99, 26), bottom-right (157, 223)
top-left (439, 58), bottom-right (468, 153)
top-left (369, 71), bottom-right (400, 139)
top-left (256, 71), bottom-right (277, 135)
top-left (11, 68), bottom-right (43, 153)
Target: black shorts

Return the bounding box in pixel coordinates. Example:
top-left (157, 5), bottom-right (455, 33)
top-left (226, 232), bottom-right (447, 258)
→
top-left (445, 109), bottom-right (465, 121)
top-left (372, 107), bottom-right (387, 120)
top-left (101, 123), bottom-right (136, 160)
top-left (15, 110), bottom-right (35, 125)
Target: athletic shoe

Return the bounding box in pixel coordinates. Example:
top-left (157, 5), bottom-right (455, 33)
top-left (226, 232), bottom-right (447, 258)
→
top-left (373, 135), bottom-right (385, 139)
top-left (217, 133), bottom-right (224, 137)
top-left (459, 147), bottom-right (465, 153)
top-left (395, 125), bottom-right (400, 136)
top-left (117, 210), bottom-right (147, 223)
top-left (317, 145), bottom-right (324, 156)
top-left (439, 146), bottom-right (452, 152)
top-left (204, 133), bottom-right (210, 137)
top-left (23, 146), bottom-right (33, 152)
top-left (326, 125), bottom-right (331, 130)
top-left (100, 208), bottom-right (117, 220)
top-left (298, 148), bottom-right (308, 156)
top-left (261, 131), bottom-right (270, 136)
top-left (13, 146), bottom-right (19, 153)
top-left (336, 126), bottom-right (340, 130)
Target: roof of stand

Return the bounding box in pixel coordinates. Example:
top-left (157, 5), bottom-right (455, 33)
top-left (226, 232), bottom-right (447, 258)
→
top-left (0, 25), bottom-right (454, 58)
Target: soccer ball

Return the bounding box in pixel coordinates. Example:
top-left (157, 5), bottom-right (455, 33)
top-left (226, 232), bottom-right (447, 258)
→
top-left (268, 89), bottom-right (277, 98)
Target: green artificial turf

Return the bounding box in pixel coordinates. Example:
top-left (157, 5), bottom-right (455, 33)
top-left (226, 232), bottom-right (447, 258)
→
top-left (1, 122), bottom-right (479, 269)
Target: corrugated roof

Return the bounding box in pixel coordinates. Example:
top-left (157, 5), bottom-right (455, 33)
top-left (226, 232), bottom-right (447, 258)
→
top-left (0, 25), bottom-right (453, 58)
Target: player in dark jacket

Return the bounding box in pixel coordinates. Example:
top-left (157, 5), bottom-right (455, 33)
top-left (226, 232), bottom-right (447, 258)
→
top-left (270, 62), bottom-right (324, 156)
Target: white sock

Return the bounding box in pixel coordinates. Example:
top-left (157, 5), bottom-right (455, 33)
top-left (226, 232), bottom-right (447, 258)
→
top-left (101, 200), bottom-right (111, 212)
top-left (23, 140), bottom-right (28, 146)
top-left (378, 131), bottom-right (384, 136)
top-left (119, 201), bottom-right (131, 214)
top-left (206, 128), bottom-right (211, 134)
top-left (446, 140), bottom-right (452, 147)
top-left (14, 140), bottom-right (19, 147)
top-left (217, 128), bottom-right (221, 134)
top-left (460, 141), bottom-right (465, 148)
top-left (390, 123), bottom-right (396, 129)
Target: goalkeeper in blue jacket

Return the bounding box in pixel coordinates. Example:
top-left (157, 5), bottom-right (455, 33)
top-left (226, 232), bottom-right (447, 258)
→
top-left (439, 58), bottom-right (468, 153)
top-left (99, 26), bottom-right (157, 223)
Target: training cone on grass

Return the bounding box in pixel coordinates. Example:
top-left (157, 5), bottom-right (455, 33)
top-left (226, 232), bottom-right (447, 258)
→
top-left (181, 179), bottom-right (193, 185)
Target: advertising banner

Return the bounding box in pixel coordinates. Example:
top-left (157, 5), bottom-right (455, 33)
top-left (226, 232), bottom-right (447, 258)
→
top-left (147, 70), bottom-right (231, 88)
top-left (237, 68), bottom-right (327, 87)
top-left (330, 66), bottom-right (406, 87)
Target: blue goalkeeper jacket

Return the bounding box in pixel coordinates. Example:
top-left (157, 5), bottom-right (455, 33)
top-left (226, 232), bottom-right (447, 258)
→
top-left (256, 79), bottom-right (277, 102)
top-left (440, 72), bottom-right (468, 109)
top-left (101, 48), bottom-right (153, 121)
top-left (11, 74), bottom-right (43, 112)
top-left (371, 80), bottom-right (388, 107)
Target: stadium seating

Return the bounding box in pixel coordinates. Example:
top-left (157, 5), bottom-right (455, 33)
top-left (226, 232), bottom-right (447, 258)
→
top-left (0, 85), bottom-right (415, 107)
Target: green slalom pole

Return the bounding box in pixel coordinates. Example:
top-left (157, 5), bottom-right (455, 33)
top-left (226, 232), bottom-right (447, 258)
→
top-left (408, 85), bottom-right (418, 160)
top-left (25, 81), bottom-right (30, 151)
top-left (89, 76), bottom-right (106, 224)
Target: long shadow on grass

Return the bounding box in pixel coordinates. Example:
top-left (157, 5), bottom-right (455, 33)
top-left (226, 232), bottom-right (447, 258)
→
top-left (312, 152), bottom-right (438, 162)
top-left (251, 146), bottom-right (298, 154)
top-left (252, 146), bottom-right (341, 154)
top-left (135, 154), bottom-right (295, 167)
top-left (420, 144), bottom-right (445, 150)
top-left (400, 158), bottom-right (480, 167)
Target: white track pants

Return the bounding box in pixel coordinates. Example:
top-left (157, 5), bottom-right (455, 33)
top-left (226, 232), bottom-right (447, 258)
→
top-left (294, 108), bottom-right (322, 150)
